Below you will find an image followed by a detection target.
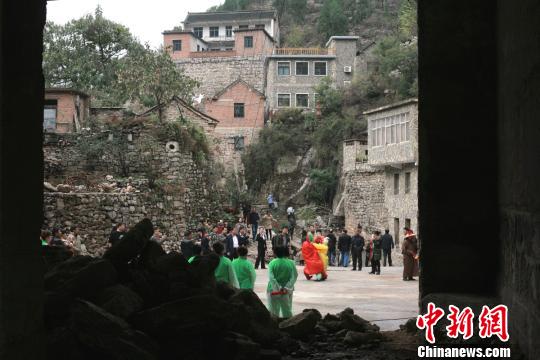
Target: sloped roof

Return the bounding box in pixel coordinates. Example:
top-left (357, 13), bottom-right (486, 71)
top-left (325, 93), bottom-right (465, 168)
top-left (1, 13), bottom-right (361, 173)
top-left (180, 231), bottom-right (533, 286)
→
top-left (138, 97), bottom-right (219, 125)
top-left (212, 79), bottom-right (265, 100)
top-left (184, 9), bottom-right (276, 24)
top-left (45, 88), bottom-right (89, 98)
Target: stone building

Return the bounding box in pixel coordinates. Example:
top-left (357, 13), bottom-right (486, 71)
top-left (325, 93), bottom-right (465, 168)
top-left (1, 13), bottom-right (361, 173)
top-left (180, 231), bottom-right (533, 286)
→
top-left (365, 99), bottom-right (418, 247)
top-left (265, 36), bottom-right (359, 114)
top-left (44, 88), bottom-right (90, 133)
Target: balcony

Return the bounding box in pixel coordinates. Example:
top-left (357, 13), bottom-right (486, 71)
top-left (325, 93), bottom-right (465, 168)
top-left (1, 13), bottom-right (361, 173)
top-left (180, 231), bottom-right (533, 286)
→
top-left (273, 47), bottom-right (334, 56)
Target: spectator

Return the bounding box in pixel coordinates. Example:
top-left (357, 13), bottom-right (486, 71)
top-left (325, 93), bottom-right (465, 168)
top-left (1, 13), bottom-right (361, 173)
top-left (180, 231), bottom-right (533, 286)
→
top-left (381, 229), bottom-right (395, 266)
top-left (369, 231), bottom-right (382, 275)
top-left (225, 227), bottom-right (240, 259)
top-left (261, 211), bottom-right (275, 241)
top-left (213, 242), bottom-right (239, 288)
top-left (351, 227), bottom-right (365, 271)
top-left (248, 207), bottom-right (260, 241)
top-left (326, 229), bottom-right (337, 266)
top-left (181, 230), bottom-right (194, 260)
top-left (254, 227), bottom-right (267, 269)
top-left (188, 244), bottom-right (202, 264)
top-left (109, 223), bottom-right (126, 247)
top-left (232, 246), bottom-right (256, 289)
top-left (337, 229), bottom-right (352, 267)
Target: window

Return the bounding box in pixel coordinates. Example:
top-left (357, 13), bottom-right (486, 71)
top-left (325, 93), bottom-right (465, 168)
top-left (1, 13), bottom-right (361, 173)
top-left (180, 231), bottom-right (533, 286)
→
top-left (405, 172), bottom-right (411, 194)
top-left (405, 218), bottom-right (411, 230)
top-left (394, 173), bottom-right (400, 195)
top-left (394, 218), bottom-right (400, 246)
top-left (209, 26), bottom-right (219, 37)
top-left (193, 27), bottom-right (203, 38)
top-left (43, 100), bottom-right (57, 131)
top-left (277, 62), bottom-right (290, 76)
top-left (244, 36), bottom-right (253, 48)
top-left (172, 40), bottom-right (182, 52)
top-left (239, 25), bottom-right (249, 29)
top-left (255, 24), bottom-right (265, 29)
top-left (370, 111), bottom-right (411, 147)
top-left (277, 94), bottom-right (291, 107)
top-left (314, 61), bottom-right (327, 76)
top-left (295, 93), bottom-right (309, 108)
top-left (226, 26), bottom-right (233, 37)
top-left (197, 45), bottom-right (200, 52)
top-left (234, 136), bottom-right (245, 151)
top-left (295, 61), bottom-right (309, 76)
top-left (234, 103), bottom-right (245, 118)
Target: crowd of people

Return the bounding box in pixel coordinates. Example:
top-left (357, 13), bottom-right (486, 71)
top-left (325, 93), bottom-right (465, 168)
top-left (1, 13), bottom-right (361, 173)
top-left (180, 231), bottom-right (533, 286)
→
top-left (41, 204), bottom-right (419, 318)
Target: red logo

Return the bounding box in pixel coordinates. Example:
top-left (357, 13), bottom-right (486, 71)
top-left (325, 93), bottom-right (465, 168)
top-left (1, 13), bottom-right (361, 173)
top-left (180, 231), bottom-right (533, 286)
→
top-left (446, 305), bottom-right (474, 340)
top-left (416, 302), bottom-right (445, 343)
top-left (478, 305), bottom-right (509, 342)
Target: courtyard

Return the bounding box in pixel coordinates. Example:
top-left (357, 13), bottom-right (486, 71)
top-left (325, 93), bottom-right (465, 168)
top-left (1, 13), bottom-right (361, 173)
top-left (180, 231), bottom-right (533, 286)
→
top-left (253, 265), bottom-right (419, 331)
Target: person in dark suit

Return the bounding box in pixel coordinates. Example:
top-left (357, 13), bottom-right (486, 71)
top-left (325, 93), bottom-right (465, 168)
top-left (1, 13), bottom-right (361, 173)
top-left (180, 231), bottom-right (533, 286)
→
top-left (326, 229), bottom-right (337, 266)
top-left (254, 227), bottom-right (267, 269)
top-left (225, 227), bottom-right (240, 259)
top-left (351, 228), bottom-right (365, 271)
top-left (380, 229), bottom-right (395, 266)
top-left (337, 229), bottom-right (352, 267)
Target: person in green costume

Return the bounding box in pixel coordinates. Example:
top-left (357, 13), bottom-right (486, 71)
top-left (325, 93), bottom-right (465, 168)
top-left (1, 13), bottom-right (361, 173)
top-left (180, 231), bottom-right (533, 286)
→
top-left (40, 230), bottom-right (51, 246)
top-left (188, 244), bottom-right (202, 264)
top-left (231, 246), bottom-right (256, 289)
top-left (213, 242), bottom-right (239, 288)
top-left (267, 246), bottom-right (298, 318)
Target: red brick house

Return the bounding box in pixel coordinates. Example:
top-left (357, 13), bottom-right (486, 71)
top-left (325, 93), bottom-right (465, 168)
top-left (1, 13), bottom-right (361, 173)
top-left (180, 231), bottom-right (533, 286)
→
top-left (44, 88), bottom-right (90, 133)
top-left (204, 78), bottom-right (266, 169)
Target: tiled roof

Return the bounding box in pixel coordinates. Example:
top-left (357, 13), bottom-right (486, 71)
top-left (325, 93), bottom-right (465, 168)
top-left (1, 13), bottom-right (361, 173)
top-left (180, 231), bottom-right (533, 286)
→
top-left (184, 10), bottom-right (276, 24)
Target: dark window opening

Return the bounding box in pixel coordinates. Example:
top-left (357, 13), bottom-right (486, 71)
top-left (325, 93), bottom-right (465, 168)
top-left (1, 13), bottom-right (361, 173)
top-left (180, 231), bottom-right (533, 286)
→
top-left (314, 61), bottom-right (327, 76)
top-left (234, 136), bottom-right (245, 151)
top-left (234, 103), bottom-right (245, 118)
top-left (193, 27), bottom-right (203, 38)
top-left (226, 26), bottom-right (233, 37)
top-left (244, 36), bottom-right (253, 48)
top-left (405, 172), bottom-right (411, 193)
top-left (394, 173), bottom-right (400, 195)
top-left (296, 61), bottom-right (309, 75)
top-left (172, 40), bottom-right (182, 52)
top-left (209, 27), bottom-right (219, 37)
top-left (43, 99), bottom-right (57, 132)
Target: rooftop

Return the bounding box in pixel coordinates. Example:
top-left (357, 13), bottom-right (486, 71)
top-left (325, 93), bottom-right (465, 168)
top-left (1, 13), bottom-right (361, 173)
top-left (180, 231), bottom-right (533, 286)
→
top-left (325, 36), bottom-right (360, 47)
top-left (363, 99), bottom-right (418, 115)
top-left (184, 9), bottom-right (276, 24)
top-left (45, 88), bottom-right (89, 97)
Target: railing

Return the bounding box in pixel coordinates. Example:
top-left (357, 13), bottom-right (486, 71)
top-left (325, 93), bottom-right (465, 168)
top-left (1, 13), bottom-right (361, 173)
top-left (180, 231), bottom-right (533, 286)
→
top-left (189, 50), bottom-right (237, 58)
top-left (273, 48), bottom-right (333, 56)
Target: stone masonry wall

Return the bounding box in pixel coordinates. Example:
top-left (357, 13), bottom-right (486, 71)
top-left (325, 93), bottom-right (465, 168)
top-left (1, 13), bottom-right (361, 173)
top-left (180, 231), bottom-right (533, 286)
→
top-left (343, 164), bottom-right (387, 234)
top-left (43, 127), bottom-right (223, 255)
top-left (176, 56), bottom-right (266, 99)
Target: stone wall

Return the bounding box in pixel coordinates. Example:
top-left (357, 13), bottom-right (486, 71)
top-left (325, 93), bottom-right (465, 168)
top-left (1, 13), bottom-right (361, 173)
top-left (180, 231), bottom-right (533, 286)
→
top-left (43, 126), bottom-right (223, 255)
top-left (176, 56), bottom-right (266, 99)
top-left (342, 164), bottom-right (387, 233)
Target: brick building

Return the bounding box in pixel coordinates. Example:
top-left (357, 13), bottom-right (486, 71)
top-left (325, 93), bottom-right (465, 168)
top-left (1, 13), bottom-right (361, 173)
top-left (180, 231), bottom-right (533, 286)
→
top-left (205, 79), bottom-right (266, 170)
top-left (44, 88), bottom-right (90, 133)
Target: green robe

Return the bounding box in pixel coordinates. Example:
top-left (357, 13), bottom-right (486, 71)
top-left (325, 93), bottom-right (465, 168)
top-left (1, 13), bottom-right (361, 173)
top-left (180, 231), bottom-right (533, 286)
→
top-left (41, 238), bottom-right (48, 246)
top-left (232, 257), bottom-right (256, 289)
top-left (188, 255), bottom-right (198, 264)
top-left (267, 257), bottom-right (298, 318)
top-left (214, 256), bottom-right (239, 288)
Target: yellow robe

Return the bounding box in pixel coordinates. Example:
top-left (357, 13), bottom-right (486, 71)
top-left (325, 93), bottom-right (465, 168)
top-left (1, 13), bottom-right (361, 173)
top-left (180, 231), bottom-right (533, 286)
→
top-left (313, 243), bottom-right (329, 271)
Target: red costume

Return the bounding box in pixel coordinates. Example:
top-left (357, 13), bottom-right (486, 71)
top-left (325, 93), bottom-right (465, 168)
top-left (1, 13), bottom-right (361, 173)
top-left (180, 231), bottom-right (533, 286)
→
top-left (301, 240), bottom-right (327, 280)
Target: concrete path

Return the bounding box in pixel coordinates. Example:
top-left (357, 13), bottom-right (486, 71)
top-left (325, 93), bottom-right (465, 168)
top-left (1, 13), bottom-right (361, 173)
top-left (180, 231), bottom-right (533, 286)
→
top-left (252, 265), bottom-right (419, 331)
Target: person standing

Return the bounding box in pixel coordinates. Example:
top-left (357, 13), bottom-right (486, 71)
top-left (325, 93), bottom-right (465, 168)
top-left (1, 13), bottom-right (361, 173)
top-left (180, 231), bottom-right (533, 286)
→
top-left (255, 227), bottom-right (267, 269)
top-left (402, 230), bottom-right (419, 281)
top-left (267, 193), bottom-right (275, 210)
top-left (108, 223), bottom-right (126, 247)
top-left (305, 225), bottom-right (315, 243)
top-left (267, 246), bottom-right (298, 318)
top-left (248, 207), bottom-right (260, 241)
top-left (351, 228), bottom-right (365, 271)
top-left (213, 242), bottom-right (239, 288)
top-left (261, 211), bottom-right (275, 241)
top-left (199, 228), bottom-right (211, 255)
top-left (232, 247), bottom-right (257, 289)
top-left (272, 225), bottom-right (290, 251)
top-left (326, 229), bottom-right (337, 266)
top-left (238, 227), bottom-right (249, 247)
top-left (287, 207), bottom-right (296, 240)
top-left (337, 229), bottom-right (352, 267)
top-left (225, 227), bottom-right (240, 259)
top-left (380, 229), bottom-right (395, 266)
top-left (181, 230), bottom-right (195, 260)
top-left (369, 231), bottom-right (382, 275)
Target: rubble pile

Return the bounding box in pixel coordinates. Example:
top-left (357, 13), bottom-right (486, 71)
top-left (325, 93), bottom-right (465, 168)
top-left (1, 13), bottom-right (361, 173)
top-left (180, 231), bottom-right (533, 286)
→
top-left (43, 218), bottom-right (413, 360)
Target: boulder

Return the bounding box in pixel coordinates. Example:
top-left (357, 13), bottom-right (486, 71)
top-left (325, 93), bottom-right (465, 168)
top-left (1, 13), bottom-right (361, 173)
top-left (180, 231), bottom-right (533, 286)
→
top-left (97, 284), bottom-right (144, 318)
top-left (44, 255), bottom-right (94, 290)
top-left (104, 218), bottom-right (153, 267)
top-left (260, 349), bottom-right (282, 360)
top-left (42, 245), bottom-right (73, 271)
top-left (69, 299), bottom-right (156, 359)
top-left (278, 309), bottom-right (322, 339)
top-left (222, 332), bottom-right (261, 360)
top-left (339, 308), bottom-right (379, 332)
top-left (343, 330), bottom-right (383, 346)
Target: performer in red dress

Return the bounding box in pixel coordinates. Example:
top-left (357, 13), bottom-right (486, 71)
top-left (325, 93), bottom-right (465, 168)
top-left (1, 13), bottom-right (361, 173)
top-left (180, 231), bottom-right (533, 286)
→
top-left (301, 239), bottom-right (327, 281)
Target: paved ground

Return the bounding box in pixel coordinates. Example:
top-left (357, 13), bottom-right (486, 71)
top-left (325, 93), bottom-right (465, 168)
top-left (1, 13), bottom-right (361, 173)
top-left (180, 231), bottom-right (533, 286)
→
top-left (252, 265), bottom-right (419, 331)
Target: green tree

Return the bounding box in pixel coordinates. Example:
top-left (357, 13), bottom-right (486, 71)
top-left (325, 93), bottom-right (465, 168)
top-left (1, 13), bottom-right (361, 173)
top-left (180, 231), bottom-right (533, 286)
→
top-left (117, 46), bottom-right (199, 122)
top-left (318, 0), bottom-right (348, 41)
top-left (43, 6), bottom-right (141, 105)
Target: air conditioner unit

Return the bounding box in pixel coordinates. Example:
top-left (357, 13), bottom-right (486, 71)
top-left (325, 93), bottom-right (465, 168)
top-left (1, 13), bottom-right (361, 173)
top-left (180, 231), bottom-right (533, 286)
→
top-left (344, 66), bottom-right (352, 73)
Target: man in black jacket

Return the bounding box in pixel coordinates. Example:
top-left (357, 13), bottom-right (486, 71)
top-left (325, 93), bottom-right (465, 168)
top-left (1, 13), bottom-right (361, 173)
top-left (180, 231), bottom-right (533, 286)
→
top-left (381, 229), bottom-right (395, 266)
top-left (351, 228), bottom-right (365, 271)
top-left (326, 229), bottom-right (337, 266)
top-left (337, 229), bottom-right (352, 267)
top-left (248, 208), bottom-right (260, 241)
